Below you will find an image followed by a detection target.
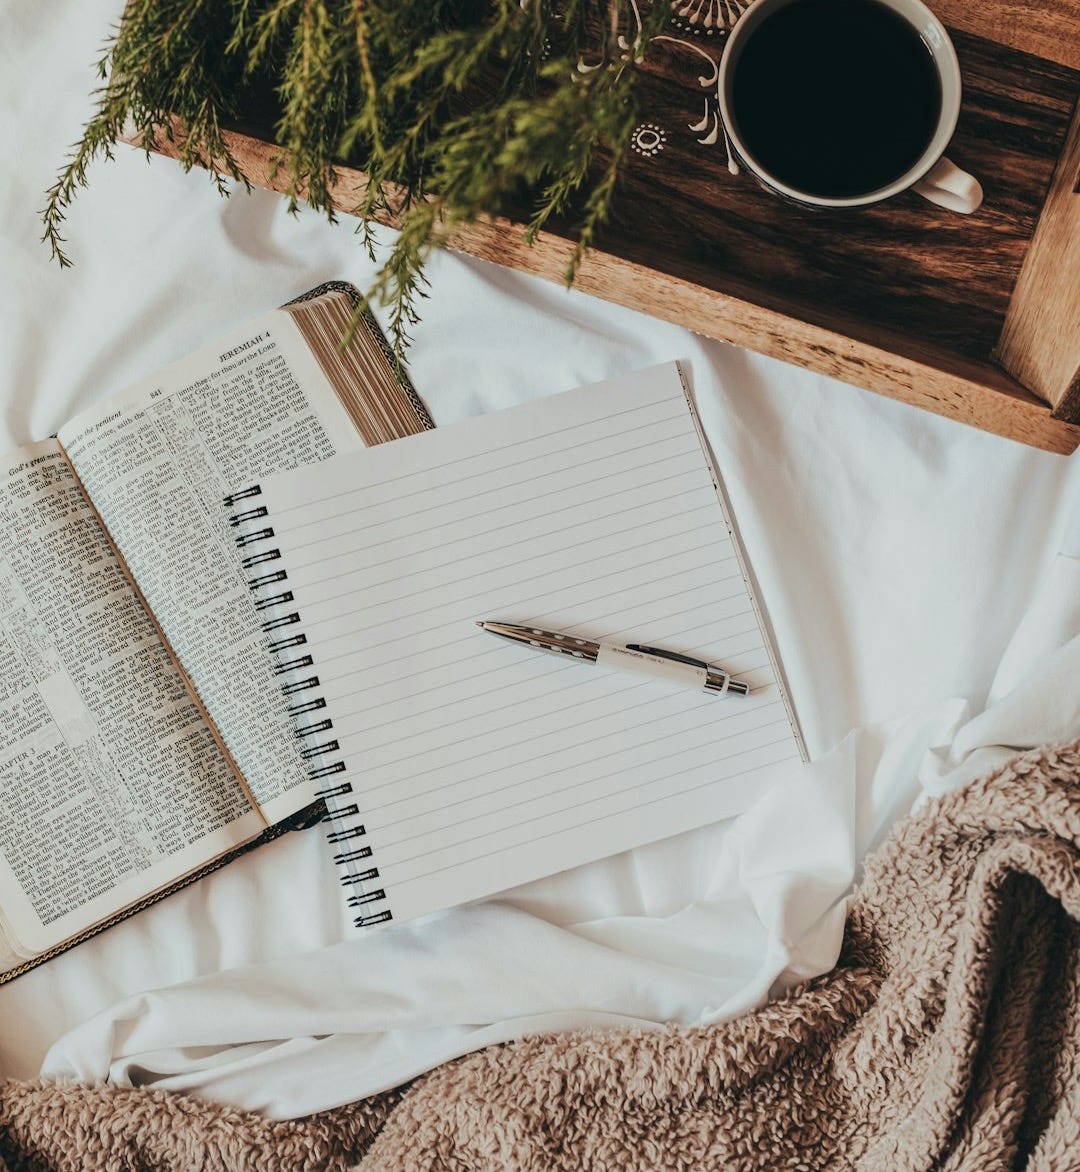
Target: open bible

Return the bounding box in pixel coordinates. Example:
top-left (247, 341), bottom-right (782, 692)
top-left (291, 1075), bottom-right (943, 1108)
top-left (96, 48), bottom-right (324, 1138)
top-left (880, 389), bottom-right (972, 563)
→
top-left (0, 284), bottom-right (432, 980)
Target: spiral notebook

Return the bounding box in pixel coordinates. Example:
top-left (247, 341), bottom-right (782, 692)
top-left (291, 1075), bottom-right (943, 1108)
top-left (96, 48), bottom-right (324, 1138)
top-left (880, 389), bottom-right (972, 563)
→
top-left (228, 363), bottom-right (806, 927)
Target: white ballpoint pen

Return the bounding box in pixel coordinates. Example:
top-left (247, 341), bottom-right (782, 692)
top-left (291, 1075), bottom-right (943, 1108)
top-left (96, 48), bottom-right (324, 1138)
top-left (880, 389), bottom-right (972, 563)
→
top-left (476, 621), bottom-right (750, 696)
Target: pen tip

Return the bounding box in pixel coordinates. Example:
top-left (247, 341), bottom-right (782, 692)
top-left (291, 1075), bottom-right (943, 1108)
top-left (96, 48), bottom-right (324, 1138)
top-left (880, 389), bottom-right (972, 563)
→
top-left (475, 620), bottom-right (486, 628)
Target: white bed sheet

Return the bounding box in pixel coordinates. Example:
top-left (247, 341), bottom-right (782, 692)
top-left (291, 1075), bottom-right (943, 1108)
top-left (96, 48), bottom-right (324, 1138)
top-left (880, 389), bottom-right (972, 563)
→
top-left (1, 0), bottom-right (1078, 1117)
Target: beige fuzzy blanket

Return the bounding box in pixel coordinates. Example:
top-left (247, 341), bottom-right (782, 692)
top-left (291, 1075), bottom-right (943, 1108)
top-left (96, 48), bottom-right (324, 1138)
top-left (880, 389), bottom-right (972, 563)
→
top-left (2, 739), bottom-right (1078, 1171)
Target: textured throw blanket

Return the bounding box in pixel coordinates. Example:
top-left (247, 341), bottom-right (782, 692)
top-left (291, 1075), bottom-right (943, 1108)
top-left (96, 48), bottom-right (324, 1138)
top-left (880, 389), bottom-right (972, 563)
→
top-left (2, 739), bottom-right (1078, 1171)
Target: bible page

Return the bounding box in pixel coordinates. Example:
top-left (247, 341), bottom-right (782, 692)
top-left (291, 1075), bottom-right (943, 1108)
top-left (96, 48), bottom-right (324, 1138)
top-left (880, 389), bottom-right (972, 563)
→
top-left (249, 363), bottom-right (805, 927)
top-left (0, 441), bottom-right (262, 957)
top-left (59, 310), bottom-right (367, 825)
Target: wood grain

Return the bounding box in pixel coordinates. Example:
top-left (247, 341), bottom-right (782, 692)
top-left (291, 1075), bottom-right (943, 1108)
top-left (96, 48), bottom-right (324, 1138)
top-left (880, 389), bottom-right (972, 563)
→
top-left (137, 117), bottom-right (1080, 453)
top-left (126, 19), bottom-right (1080, 454)
top-left (996, 98), bottom-right (1080, 421)
top-left (616, 29), bottom-right (1075, 372)
top-left (928, 0), bottom-right (1080, 70)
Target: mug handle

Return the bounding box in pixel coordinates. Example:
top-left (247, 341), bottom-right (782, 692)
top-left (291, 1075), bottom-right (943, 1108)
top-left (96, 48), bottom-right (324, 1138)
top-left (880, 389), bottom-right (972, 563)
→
top-left (912, 157), bottom-right (984, 214)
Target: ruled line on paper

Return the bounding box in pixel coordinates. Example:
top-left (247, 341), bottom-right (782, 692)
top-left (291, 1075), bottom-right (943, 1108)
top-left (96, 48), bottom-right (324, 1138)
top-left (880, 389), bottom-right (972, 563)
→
top-left (294, 498), bottom-right (728, 635)
top-left (327, 670), bottom-right (773, 768)
top-left (388, 740), bottom-right (800, 886)
top-left (301, 551), bottom-right (740, 651)
top-left (309, 545), bottom-right (744, 676)
top-left (342, 663), bottom-right (783, 783)
top-left (301, 564), bottom-right (749, 668)
top-left (290, 482), bottom-right (718, 610)
top-left (277, 425), bottom-right (701, 556)
top-left (295, 536), bottom-right (749, 656)
top-left (284, 456), bottom-right (708, 578)
top-left (311, 592), bottom-right (763, 681)
top-left (329, 603), bottom-right (755, 749)
top-left (321, 623), bottom-right (767, 728)
top-left (375, 725), bottom-right (796, 864)
top-left (281, 447), bottom-right (704, 575)
top-left (317, 615), bottom-right (767, 710)
top-left (381, 724), bottom-right (795, 855)
top-left (289, 495), bottom-right (719, 601)
top-left (338, 670), bottom-right (783, 776)
top-left (364, 704), bottom-right (788, 823)
top-left (270, 395), bottom-right (691, 520)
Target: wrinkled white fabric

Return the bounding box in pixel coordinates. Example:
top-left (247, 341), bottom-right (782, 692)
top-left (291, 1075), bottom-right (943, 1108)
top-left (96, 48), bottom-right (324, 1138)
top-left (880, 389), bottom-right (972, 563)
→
top-left (1, 0), bottom-right (1078, 1119)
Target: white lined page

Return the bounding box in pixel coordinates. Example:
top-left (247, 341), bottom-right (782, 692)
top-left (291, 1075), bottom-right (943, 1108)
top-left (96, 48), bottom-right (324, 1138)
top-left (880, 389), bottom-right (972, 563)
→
top-left (255, 363), bottom-right (804, 924)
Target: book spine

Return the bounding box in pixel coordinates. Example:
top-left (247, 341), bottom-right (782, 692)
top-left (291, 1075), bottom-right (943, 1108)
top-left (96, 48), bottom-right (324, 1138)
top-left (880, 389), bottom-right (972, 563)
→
top-left (224, 483), bottom-right (392, 928)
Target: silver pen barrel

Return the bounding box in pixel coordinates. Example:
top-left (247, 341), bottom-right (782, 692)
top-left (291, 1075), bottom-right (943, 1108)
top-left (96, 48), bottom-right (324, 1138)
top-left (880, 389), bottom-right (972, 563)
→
top-left (477, 622), bottom-right (600, 662)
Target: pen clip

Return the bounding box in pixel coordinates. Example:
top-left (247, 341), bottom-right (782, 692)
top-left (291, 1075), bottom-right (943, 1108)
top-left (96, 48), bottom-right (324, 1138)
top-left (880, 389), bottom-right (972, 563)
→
top-left (625, 644), bottom-right (714, 672)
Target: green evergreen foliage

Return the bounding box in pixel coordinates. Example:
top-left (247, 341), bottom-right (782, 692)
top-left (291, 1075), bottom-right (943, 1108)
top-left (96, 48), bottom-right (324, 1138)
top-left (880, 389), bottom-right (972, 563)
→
top-left (43, 0), bottom-right (673, 358)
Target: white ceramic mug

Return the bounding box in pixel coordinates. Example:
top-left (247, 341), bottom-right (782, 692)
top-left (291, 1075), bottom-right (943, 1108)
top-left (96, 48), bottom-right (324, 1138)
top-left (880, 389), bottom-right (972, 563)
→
top-left (717, 0), bottom-right (984, 214)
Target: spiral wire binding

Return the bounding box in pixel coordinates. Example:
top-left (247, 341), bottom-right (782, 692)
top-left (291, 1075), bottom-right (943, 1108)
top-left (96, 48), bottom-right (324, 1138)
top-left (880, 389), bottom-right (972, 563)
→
top-left (224, 484), bottom-right (392, 927)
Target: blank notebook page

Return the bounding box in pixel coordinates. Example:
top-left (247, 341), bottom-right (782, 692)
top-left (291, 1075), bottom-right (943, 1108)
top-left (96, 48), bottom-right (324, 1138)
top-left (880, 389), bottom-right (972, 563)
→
top-left (251, 363), bottom-right (804, 925)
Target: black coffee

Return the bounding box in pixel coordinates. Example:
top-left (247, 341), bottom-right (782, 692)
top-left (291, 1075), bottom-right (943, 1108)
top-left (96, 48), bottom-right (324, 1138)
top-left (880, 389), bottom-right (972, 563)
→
top-left (730, 0), bottom-right (941, 198)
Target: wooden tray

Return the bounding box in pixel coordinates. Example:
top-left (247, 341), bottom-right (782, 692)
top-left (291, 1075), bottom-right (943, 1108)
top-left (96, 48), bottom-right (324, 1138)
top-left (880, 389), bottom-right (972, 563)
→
top-left (137, 0), bottom-right (1080, 453)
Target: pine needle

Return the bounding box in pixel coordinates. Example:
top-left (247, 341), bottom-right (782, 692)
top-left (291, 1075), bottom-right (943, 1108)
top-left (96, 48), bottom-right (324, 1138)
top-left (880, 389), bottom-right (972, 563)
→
top-left (43, 0), bottom-right (674, 355)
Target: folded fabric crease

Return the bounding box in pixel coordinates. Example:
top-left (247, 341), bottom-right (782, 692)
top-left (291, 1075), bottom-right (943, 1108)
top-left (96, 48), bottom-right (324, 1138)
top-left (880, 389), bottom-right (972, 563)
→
top-left (4, 739), bottom-right (1079, 1170)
